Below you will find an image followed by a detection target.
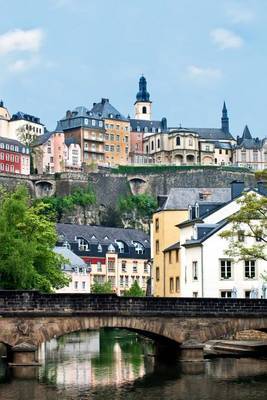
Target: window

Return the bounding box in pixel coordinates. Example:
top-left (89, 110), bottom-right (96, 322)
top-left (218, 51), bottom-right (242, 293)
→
top-left (97, 244), bottom-right (102, 252)
top-left (192, 261), bottom-right (198, 281)
top-left (107, 259), bottom-right (115, 273)
top-left (168, 251), bottom-right (172, 264)
top-left (142, 106), bottom-right (147, 114)
top-left (105, 145), bottom-right (109, 151)
top-left (193, 292), bottom-right (198, 298)
top-left (92, 119), bottom-right (96, 126)
top-left (225, 149), bottom-right (228, 155)
top-left (144, 262), bottom-right (148, 273)
top-left (77, 237), bottom-right (89, 251)
top-left (253, 151), bottom-right (258, 162)
top-left (15, 156), bottom-right (19, 163)
top-left (117, 241), bottom-right (125, 253)
top-left (219, 149), bottom-right (222, 154)
top-left (133, 261), bottom-right (137, 273)
top-left (155, 218), bottom-right (159, 232)
top-left (175, 277), bottom-right (180, 292)
top-left (176, 250), bottom-right (179, 263)
top-left (176, 136), bottom-right (180, 146)
top-left (170, 278), bottom-right (174, 293)
top-left (205, 145), bottom-right (210, 151)
top-left (133, 241), bottom-right (144, 254)
top-left (156, 267), bottom-right (160, 281)
top-left (110, 134), bottom-right (114, 141)
top-left (120, 275), bottom-right (124, 287)
top-left (157, 138), bottom-right (160, 149)
top-left (244, 260), bottom-right (256, 279)
top-left (82, 281), bottom-right (86, 290)
top-left (74, 281), bottom-right (78, 289)
top-left (0, 152), bottom-right (3, 160)
top-left (121, 260), bottom-right (127, 272)
top-left (125, 275), bottom-right (129, 286)
top-left (116, 135), bottom-right (120, 141)
top-left (151, 141), bottom-right (154, 151)
top-left (221, 290), bottom-right (232, 298)
top-left (245, 290), bottom-right (251, 298)
top-left (110, 145), bottom-right (114, 152)
top-left (10, 165), bottom-right (14, 172)
top-left (97, 262), bottom-right (102, 272)
top-left (220, 260), bottom-right (232, 280)
top-left (188, 139), bottom-right (193, 146)
top-left (241, 151), bottom-right (246, 162)
top-left (156, 240), bottom-right (160, 254)
top-left (238, 230), bottom-right (245, 242)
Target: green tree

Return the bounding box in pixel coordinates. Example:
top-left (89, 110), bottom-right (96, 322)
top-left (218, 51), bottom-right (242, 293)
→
top-left (119, 194), bottom-right (157, 218)
top-left (124, 281), bottom-right (145, 297)
top-left (91, 281), bottom-right (113, 293)
top-left (220, 192), bottom-right (267, 261)
top-left (0, 185), bottom-right (70, 292)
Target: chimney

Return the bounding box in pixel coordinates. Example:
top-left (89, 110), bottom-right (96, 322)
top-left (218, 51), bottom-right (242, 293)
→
top-left (257, 181), bottom-right (267, 196)
top-left (101, 98), bottom-right (109, 104)
top-left (231, 181), bottom-right (245, 199)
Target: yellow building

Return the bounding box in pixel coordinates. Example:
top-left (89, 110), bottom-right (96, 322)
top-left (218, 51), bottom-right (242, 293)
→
top-left (152, 209), bottom-right (187, 297)
top-left (90, 98), bottom-right (130, 167)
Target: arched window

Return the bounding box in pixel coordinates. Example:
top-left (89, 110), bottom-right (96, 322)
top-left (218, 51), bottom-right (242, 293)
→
top-left (176, 136), bottom-right (180, 146)
top-left (144, 127), bottom-right (148, 133)
top-left (116, 240), bottom-right (126, 253)
top-left (77, 237), bottom-right (89, 251)
top-left (142, 106), bottom-right (147, 114)
top-left (151, 141), bottom-right (154, 151)
top-left (97, 244), bottom-right (102, 252)
top-left (133, 241), bottom-right (144, 255)
top-left (157, 138), bottom-right (160, 149)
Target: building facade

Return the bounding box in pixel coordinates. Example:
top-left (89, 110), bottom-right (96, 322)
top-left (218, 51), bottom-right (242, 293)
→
top-left (179, 186), bottom-right (267, 298)
top-left (0, 136), bottom-right (30, 175)
top-left (90, 98), bottom-right (130, 167)
top-left (233, 126), bottom-right (267, 170)
top-left (56, 224), bottom-right (151, 296)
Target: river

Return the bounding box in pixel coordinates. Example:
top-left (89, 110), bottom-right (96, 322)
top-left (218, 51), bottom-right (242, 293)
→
top-left (0, 329), bottom-right (267, 400)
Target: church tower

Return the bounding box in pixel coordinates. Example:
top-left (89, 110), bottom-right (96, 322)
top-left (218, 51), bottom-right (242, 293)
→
top-left (134, 76), bottom-right (152, 120)
top-left (221, 101), bottom-right (229, 133)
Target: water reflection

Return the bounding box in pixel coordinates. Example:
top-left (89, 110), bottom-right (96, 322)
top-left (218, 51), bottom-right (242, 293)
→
top-left (0, 329), bottom-right (266, 400)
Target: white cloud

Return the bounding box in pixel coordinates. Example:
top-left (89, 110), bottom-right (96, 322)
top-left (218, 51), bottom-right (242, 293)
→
top-left (0, 29), bottom-right (43, 56)
top-left (8, 57), bottom-right (39, 73)
top-left (210, 28), bottom-right (243, 49)
top-left (187, 65), bottom-right (222, 81)
top-left (227, 5), bottom-right (254, 23)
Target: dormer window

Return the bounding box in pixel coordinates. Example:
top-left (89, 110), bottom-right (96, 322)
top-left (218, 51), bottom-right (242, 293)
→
top-left (133, 241), bottom-right (144, 255)
top-left (104, 236), bottom-right (109, 240)
top-left (195, 203), bottom-right (199, 218)
top-left (188, 205), bottom-right (192, 220)
top-left (97, 244), bottom-right (102, 252)
top-left (116, 240), bottom-right (125, 254)
top-left (108, 244), bottom-right (115, 253)
top-left (91, 235), bottom-right (96, 239)
top-left (77, 237), bottom-right (89, 251)
top-left (63, 241), bottom-right (70, 249)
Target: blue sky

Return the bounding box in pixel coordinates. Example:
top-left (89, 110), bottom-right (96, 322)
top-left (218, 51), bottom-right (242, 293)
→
top-left (0, 0), bottom-right (266, 137)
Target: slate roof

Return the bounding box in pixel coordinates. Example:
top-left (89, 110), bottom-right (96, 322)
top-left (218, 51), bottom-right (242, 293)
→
top-left (65, 137), bottom-right (79, 146)
top-left (90, 98), bottom-right (127, 121)
top-left (182, 220), bottom-right (229, 248)
top-left (54, 246), bottom-right (87, 271)
top-left (161, 188), bottom-right (232, 210)
top-left (189, 128), bottom-right (235, 141)
top-left (130, 118), bottom-right (167, 133)
top-left (56, 223), bottom-right (150, 249)
top-left (11, 111), bottom-right (43, 125)
top-left (214, 141), bottom-right (233, 149)
top-left (0, 136), bottom-right (29, 153)
top-left (32, 131), bottom-right (53, 146)
top-left (163, 241), bottom-right (180, 252)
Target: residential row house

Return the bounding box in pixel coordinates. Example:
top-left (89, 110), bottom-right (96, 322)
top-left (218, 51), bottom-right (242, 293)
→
top-left (32, 124), bottom-right (82, 174)
top-left (56, 223), bottom-right (151, 295)
top-left (152, 181), bottom-right (267, 298)
top-left (0, 136), bottom-right (30, 175)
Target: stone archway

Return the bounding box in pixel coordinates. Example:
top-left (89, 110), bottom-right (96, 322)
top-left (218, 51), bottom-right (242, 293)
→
top-left (186, 154), bottom-right (195, 165)
top-left (174, 154), bottom-right (183, 165)
top-left (128, 177), bottom-right (148, 195)
top-left (35, 180), bottom-right (55, 198)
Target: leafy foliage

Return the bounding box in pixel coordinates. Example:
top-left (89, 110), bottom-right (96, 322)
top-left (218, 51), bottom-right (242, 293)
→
top-left (124, 281), bottom-right (145, 297)
top-left (0, 185), bottom-right (70, 292)
top-left (91, 280), bottom-right (113, 293)
top-left (111, 165), bottom-right (251, 175)
top-left (119, 193), bottom-right (157, 218)
top-left (220, 192), bottom-right (267, 261)
top-left (100, 206), bottom-right (123, 228)
top-left (37, 185), bottom-right (96, 222)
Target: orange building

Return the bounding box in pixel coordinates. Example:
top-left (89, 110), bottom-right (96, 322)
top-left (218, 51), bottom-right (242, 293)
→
top-left (90, 98), bottom-right (130, 166)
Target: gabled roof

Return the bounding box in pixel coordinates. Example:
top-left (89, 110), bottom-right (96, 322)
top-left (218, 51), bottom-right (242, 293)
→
top-left (182, 219), bottom-right (229, 248)
top-left (90, 98), bottom-right (127, 121)
top-left (161, 188), bottom-right (232, 211)
top-left (163, 241), bottom-right (180, 252)
top-left (130, 118), bottom-right (167, 133)
top-left (11, 111), bottom-right (43, 125)
top-left (188, 128), bottom-right (235, 141)
top-left (54, 246), bottom-right (87, 270)
top-left (32, 130), bottom-right (53, 146)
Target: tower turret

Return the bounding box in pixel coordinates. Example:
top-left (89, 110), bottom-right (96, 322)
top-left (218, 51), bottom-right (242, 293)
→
top-left (221, 101), bottom-right (229, 133)
top-left (134, 76), bottom-right (152, 120)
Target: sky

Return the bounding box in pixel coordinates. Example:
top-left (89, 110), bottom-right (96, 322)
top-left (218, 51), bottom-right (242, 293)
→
top-left (0, 0), bottom-right (266, 137)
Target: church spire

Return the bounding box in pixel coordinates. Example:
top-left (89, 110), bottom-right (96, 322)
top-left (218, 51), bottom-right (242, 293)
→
top-left (136, 76), bottom-right (150, 102)
top-left (221, 101), bottom-right (229, 133)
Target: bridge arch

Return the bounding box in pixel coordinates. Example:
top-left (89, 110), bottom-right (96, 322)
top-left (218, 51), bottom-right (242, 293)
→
top-left (35, 180), bottom-right (55, 198)
top-left (127, 177), bottom-right (148, 195)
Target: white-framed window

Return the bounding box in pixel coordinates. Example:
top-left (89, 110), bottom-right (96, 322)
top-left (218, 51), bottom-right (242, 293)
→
top-left (133, 261), bottom-right (138, 273)
top-left (97, 261), bottom-right (102, 272)
top-left (77, 237), bottom-right (89, 251)
top-left (120, 275), bottom-right (124, 287)
top-left (116, 241), bottom-right (125, 253)
top-left (133, 241), bottom-right (144, 255)
top-left (192, 261), bottom-right (198, 281)
top-left (220, 260), bottom-right (232, 280)
top-left (92, 119), bottom-right (96, 126)
top-left (82, 281), bottom-right (86, 290)
top-left (244, 260), bottom-right (256, 279)
top-left (121, 260), bottom-right (127, 272)
top-left (74, 281), bottom-right (78, 289)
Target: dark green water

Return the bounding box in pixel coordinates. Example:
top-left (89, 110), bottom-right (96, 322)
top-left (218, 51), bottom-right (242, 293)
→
top-left (0, 329), bottom-right (267, 400)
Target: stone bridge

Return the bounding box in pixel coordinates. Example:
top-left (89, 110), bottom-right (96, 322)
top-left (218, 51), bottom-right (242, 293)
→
top-left (0, 291), bottom-right (266, 364)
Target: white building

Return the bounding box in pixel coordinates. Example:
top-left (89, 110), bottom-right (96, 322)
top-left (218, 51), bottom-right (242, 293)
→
top-left (179, 186), bottom-right (267, 299)
top-left (54, 246), bottom-right (91, 293)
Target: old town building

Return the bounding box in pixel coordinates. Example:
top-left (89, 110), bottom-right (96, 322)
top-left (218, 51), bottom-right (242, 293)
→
top-left (59, 106), bottom-right (105, 166)
top-left (179, 183), bottom-right (267, 298)
top-left (56, 224), bottom-right (151, 296)
top-left (32, 124), bottom-right (82, 174)
top-left (0, 100), bottom-right (44, 143)
top-left (233, 125), bottom-right (267, 170)
top-left (0, 136), bottom-right (30, 175)
top-left (90, 98), bottom-right (130, 167)
top-left (152, 187), bottom-right (232, 297)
